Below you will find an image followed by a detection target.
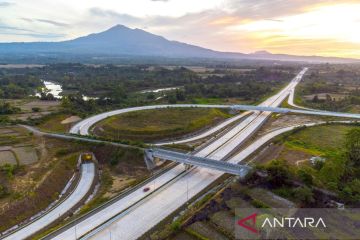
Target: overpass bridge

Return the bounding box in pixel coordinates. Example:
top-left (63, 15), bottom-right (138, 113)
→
top-left (230, 104), bottom-right (360, 119)
top-left (144, 148), bottom-right (251, 178)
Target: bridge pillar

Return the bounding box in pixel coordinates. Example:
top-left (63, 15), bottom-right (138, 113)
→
top-left (184, 164), bottom-right (192, 170)
top-left (144, 150), bottom-right (156, 170)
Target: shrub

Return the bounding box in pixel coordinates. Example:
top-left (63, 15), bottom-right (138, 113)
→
top-left (0, 184), bottom-right (8, 198)
top-left (32, 107), bottom-right (41, 112)
top-left (293, 186), bottom-right (314, 204)
top-left (265, 160), bottom-right (291, 187)
top-left (297, 168), bottom-right (313, 186)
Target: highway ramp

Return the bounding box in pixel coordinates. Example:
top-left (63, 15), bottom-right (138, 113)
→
top-left (49, 68), bottom-right (308, 240)
top-left (2, 163), bottom-right (95, 240)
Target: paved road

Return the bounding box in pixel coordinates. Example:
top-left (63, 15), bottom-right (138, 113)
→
top-left (3, 163), bottom-right (95, 240)
top-left (46, 68), bottom-right (307, 240)
top-left (68, 68), bottom-right (309, 240)
top-left (9, 67), bottom-right (356, 239)
top-left (288, 88), bottom-right (314, 110)
top-left (155, 111), bottom-right (251, 145)
top-left (70, 104), bottom-right (229, 136)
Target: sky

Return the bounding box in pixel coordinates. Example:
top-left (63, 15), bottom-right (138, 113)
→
top-left (1, 0), bottom-right (360, 58)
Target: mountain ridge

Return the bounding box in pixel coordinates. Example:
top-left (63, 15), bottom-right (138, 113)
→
top-left (0, 24), bottom-right (358, 63)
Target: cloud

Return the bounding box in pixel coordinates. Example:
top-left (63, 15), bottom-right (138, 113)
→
top-left (0, 31), bottom-right (65, 38)
top-left (0, 24), bottom-right (65, 39)
top-left (20, 18), bottom-right (69, 27)
top-left (35, 19), bottom-right (69, 27)
top-left (89, 7), bottom-right (141, 24)
top-left (0, 1), bottom-right (13, 7)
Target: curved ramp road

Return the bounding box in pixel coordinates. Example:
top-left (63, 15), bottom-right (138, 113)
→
top-left (70, 104), bottom-right (229, 136)
top-left (3, 163), bottom-right (95, 240)
top-left (288, 88), bottom-right (314, 110)
top-left (46, 68), bottom-right (308, 240)
top-left (70, 69), bottom-right (308, 143)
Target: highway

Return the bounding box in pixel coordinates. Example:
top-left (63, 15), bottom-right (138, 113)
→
top-left (46, 68), bottom-right (309, 240)
top-left (288, 88), bottom-right (314, 110)
top-left (2, 162), bottom-right (95, 240)
top-left (149, 148), bottom-right (251, 176)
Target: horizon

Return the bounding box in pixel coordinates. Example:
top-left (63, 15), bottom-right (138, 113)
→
top-left (0, 1), bottom-right (360, 59)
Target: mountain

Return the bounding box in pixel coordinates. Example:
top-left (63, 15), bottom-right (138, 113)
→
top-left (0, 25), bottom-right (231, 58)
top-left (0, 25), bottom-right (358, 63)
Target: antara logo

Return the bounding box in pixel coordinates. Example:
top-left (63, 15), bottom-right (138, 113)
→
top-left (237, 213), bottom-right (326, 234)
top-left (261, 217), bottom-right (327, 228)
top-left (237, 213), bottom-right (259, 234)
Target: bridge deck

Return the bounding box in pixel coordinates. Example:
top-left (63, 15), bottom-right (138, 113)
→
top-left (147, 149), bottom-right (251, 177)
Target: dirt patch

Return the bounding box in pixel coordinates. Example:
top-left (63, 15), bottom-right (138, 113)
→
top-left (279, 148), bottom-right (313, 165)
top-left (210, 210), bottom-right (235, 236)
top-left (171, 231), bottom-right (198, 240)
top-left (249, 143), bottom-right (284, 165)
top-left (186, 221), bottom-right (228, 240)
top-left (20, 100), bottom-right (60, 112)
top-left (258, 114), bottom-right (322, 136)
top-left (103, 175), bottom-right (136, 198)
top-left (0, 151), bottom-right (17, 165)
top-left (303, 93), bottom-right (347, 101)
top-left (60, 115), bottom-right (81, 124)
top-left (248, 188), bottom-right (296, 208)
top-left (12, 146), bottom-right (39, 165)
top-left (0, 129), bottom-right (17, 135)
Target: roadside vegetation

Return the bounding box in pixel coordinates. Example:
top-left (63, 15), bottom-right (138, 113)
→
top-left (0, 64), bottom-right (296, 125)
top-left (0, 126), bottom-right (148, 234)
top-left (295, 64), bottom-right (360, 112)
top-left (92, 108), bottom-right (233, 142)
top-left (255, 123), bottom-right (360, 204)
top-left (148, 123), bottom-right (360, 240)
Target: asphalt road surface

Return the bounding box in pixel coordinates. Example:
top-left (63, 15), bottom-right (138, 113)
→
top-left (50, 68), bottom-right (308, 240)
top-left (2, 163), bottom-right (95, 240)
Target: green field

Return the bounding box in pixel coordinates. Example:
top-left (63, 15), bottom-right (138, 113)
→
top-left (284, 124), bottom-right (355, 153)
top-left (272, 123), bottom-right (360, 195)
top-left (92, 108), bottom-right (233, 142)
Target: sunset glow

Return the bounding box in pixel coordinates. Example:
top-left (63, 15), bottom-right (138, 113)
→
top-left (0, 0), bottom-right (360, 58)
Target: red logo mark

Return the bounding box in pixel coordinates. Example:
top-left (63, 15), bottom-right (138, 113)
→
top-left (237, 213), bottom-right (259, 234)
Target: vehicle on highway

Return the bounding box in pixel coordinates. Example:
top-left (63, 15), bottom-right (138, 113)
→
top-left (81, 152), bottom-right (93, 162)
top-left (143, 187), bottom-right (150, 192)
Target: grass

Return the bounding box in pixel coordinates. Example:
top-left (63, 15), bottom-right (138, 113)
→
top-left (93, 108), bottom-right (233, 142)
top-left (273, 123), bottom-right (360, 191)
top-left (37, 113), bottom-right (73, 133)
top-left (284, 124), bottom-right (356, 153)
top-left (0, 152), bottom-right (78, 232)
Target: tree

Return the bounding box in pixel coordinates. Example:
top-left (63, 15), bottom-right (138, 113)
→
top-left (146, 92), bottom-right (155, 100)
top-left (0, 101), bottom-right (20, 115)
top-left (32, 107), bottom-right (40, 112)
top-left (266, 160), bottom-right (291, 187)
top-left (175, 89), bottom-right (186, 101)
top-left (345, 129), bottom-right (360, 166)
top-left (167, 93), bottom-right (177, 104)
top-left (312, 95), bottom-right (320, 103)
top-left (111, 84), bottom-right (127, 103)
top-left (297, 168), bottom-right (313, 186)
top-left (0, 184), bottom-right (7, 198)
top-left (293, 186), bottom-right (314, 204)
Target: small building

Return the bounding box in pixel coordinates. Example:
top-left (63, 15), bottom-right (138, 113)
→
top-left (310, 156), bottom-right (326, 165)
